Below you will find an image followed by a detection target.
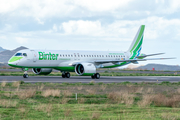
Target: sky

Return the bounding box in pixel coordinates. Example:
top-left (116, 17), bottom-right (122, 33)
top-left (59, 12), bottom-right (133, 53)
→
top-left (0, 0), bottom-right (179, 65)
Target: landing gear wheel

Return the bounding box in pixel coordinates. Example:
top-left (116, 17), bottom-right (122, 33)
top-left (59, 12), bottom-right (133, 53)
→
top-left (23, 69), bottom-right (28, 78)
top-left (95, 73), bottom-right (100, 79)
top-left (65, 72), bottom-right (70, 78)
top-left (62, 72), bottom-right (66, 78)
top-left (91, 74), bottom-right (95, 79)
top-left (23, 74), bottom-right (29, 78)
top-left (62, 72), bottom-right (70, 78)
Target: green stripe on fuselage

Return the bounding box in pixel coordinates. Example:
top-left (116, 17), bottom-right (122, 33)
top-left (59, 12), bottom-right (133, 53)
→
top-left (8, 56), bottom-right (23, 62)
top-left (8, 64), bottom-right (75, 72)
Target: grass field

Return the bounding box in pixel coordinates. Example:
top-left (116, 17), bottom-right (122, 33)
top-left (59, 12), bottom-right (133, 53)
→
top-left (1, 81), bottom-right (180, 119)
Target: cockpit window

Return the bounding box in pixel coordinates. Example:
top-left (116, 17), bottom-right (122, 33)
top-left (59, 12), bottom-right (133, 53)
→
top-left (15, 53), bottom-right (22, 56)
top-left (23, 53), bottom-right (27, 56)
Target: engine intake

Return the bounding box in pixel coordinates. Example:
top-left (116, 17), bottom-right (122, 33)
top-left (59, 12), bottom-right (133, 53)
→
top-left (75, 63), bottom-right (96, 76)
top-left (32, 68), bottom-right (52, 75)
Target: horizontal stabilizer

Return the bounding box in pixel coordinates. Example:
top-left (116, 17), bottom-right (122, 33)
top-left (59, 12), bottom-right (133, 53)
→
top-left (94, 57), bottom-right (176, 64)
top-left (136, 53), bottom-right (165, 58)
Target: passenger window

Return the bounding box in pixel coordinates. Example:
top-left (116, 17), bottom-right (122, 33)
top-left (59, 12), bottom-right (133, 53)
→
top-left (94, 55), bottom-right (96, 57)
top-left (23, 53), bottom-right (27, 56)
top-left (97, 55), bottom-right (98, 57)
top-left (15, 53), bottom-right (22, 56)
top-left (84, 55), bottom-right (86, 57)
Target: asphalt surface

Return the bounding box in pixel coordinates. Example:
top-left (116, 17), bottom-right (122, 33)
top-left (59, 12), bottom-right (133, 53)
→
top-left (0, 76), bottom-right (180, 83)
top-left (0, 69), bottom-right (179, 74)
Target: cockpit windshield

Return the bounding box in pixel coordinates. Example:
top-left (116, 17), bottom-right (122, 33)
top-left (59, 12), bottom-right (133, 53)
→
top-left (23, 53), bottom-right (27, 56)
top-left (14, 53), bottom-right (27, 56)
top-left (15, 53), bottom-right (22, 56)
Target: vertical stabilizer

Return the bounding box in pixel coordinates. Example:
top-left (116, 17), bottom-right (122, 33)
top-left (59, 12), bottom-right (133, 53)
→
top-left (128, 25), bottom-right (145, 59)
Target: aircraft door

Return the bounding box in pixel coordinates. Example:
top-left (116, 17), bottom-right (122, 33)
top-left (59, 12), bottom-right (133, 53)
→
top-left (31, 50), bottom-right (37, 62)
top-left (74, 53), bottom-right (76, 60)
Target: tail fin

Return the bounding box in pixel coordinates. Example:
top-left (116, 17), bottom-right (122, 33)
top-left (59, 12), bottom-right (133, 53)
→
top-left (128, 25), bottom-right (145, 59)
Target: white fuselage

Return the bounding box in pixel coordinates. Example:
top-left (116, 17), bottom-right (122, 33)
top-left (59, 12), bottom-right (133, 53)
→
top-left (8, 49), bottom-right (130, 70)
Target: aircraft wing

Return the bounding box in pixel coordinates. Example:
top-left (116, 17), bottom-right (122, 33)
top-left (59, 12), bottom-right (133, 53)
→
top-left (94, 57), bottom-right (176, 64)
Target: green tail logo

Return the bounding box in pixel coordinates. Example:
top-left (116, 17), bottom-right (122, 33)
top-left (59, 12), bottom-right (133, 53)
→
top-left (128, 25), bottom-right (145, 59)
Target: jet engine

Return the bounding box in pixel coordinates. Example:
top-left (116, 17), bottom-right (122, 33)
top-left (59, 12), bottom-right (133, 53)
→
top-left (32, 68), bottom-right (52, 75)
top-left (75, 63), bottom-right (96, 76)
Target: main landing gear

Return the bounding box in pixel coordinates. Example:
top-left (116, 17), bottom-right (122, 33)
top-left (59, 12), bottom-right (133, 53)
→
top-left (62, 72), bottom-right (70, 78)
top-left (91, 73), bottom-right (100, 79)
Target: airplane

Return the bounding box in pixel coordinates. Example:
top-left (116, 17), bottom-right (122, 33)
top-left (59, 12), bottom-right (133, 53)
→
top-left (8, 25), bottom-right (174, 79)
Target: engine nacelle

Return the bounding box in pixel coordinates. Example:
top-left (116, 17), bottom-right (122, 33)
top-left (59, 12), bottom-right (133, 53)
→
top-left (75, 63), bottom-right (96, 76)
top-left (32, 68), bottom-right (52, 75)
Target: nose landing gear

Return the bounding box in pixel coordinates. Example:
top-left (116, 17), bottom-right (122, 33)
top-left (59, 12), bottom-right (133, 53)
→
top-left (22, 68), bottom-right (29, 78)
top-left (23, 74), bottom-right (29, 78)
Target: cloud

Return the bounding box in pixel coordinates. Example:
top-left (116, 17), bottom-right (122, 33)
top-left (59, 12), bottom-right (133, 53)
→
top-left (35, 18), bottom-right (44, 25)
top-left (61, 20), bottom-right (102, 35)
top-left (155, 0), bottom-right (180, 14)
top-left (52, 24), bottom-right (58, 32)
top-left (15, 37), bottom-right (28, 44)
top-left (59, 17), bottom-right (180, 41)
top-left (73, 0), bottom-right (133, 11)
top-left (1, 0), bottom-right (180, 22)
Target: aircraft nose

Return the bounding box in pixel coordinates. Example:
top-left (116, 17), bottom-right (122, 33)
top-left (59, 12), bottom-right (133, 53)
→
top-left (8, 56), bottom-right (23, 67)
top-left (8, 60), bottom-right (18, 67)
top-left (8, 61), bottom-right (16, 67)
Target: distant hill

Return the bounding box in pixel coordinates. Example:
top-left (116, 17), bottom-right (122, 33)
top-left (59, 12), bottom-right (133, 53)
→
top-left (0, 47), bottom-right (6, 52)
top-left (137, 64), bottom-right (180, 71)
top-left (0, 46), bottom-right (28, 63)
top-left (126, 64), bottom-right (144, 69)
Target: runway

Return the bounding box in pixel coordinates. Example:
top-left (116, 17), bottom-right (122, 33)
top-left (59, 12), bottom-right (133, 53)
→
top-left (0, 76), bottom-right (180, 83)
top-left (0, 69), bottom-right (179, 75)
